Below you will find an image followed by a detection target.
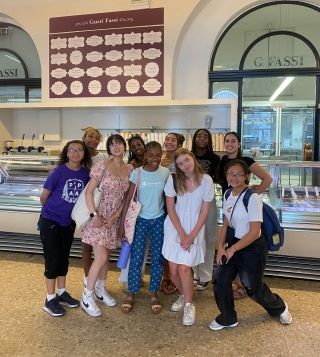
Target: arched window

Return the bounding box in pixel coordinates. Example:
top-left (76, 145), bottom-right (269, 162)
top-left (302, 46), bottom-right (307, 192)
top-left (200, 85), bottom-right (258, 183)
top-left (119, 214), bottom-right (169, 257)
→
top-left (0, 23), bottom-right (41, 103)
top-left (209, 1), bottom-right (320, 160)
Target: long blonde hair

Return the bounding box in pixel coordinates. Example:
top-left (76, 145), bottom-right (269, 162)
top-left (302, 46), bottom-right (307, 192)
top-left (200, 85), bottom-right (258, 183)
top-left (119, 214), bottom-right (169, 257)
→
top-left (174, 148), bottom-right (203, 195)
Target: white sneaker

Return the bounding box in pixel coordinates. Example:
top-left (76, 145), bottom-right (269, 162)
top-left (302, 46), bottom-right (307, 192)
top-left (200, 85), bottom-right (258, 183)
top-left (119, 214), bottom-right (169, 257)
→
top-left (183, 303), bottom-right (195, 326)
top-left (209, 319), bottom-right (238, 331)
top-left (81, 291), bottom-right (102, 317)
top-left (94, 287), bottom-right (117, 307)
top-left (171, 295), bottom-right (184, 312)
top-left (279, 302), bottom-right (292, 325)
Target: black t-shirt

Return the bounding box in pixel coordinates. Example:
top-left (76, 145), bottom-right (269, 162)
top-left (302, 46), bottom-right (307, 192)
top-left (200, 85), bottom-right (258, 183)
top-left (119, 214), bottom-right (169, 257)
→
top-left (194, 151), bottom-right (220, 182)
top-left (218, 155), bottom-right (255, 193)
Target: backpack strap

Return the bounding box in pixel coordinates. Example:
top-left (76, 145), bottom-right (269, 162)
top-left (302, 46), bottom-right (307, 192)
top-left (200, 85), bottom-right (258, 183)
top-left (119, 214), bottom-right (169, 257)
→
top-left (242, 187), bottom-right (254, 212)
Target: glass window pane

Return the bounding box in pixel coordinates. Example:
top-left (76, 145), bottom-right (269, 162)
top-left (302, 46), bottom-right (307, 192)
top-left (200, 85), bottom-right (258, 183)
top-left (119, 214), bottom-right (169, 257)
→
top-left (212, 3), bottom-right (320, 71)
top-left (0, 51), bottom-right (26, 79)
top-left (211, 82), bottom-right (238, 99)
top-left (242, 76), bottom-right (316, 160)
top-left (29, 88), bottom-right (41, 102)
top-left (243, 35), bottom-right (316, 69)
top-left (0, 86), bottom-right (25, 103)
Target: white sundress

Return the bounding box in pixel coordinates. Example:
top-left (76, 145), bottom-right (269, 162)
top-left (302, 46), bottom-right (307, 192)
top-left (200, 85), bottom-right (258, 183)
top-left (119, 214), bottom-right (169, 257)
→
top-left (162, 174), bottom-right (214, 266)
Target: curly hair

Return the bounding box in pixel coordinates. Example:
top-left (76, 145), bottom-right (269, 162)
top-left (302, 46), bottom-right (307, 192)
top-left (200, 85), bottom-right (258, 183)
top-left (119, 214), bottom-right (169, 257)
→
top-left (82, 127), bottom-right (102, 142)
top-left (59, 140), bottom-right (92, 170)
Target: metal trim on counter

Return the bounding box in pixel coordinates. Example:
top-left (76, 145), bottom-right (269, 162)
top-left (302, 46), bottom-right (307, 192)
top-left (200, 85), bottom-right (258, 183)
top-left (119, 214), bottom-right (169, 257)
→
top-left (1, 232), bottom-right (320, 281)
top-left (0, 205), bottom-right (41, 213)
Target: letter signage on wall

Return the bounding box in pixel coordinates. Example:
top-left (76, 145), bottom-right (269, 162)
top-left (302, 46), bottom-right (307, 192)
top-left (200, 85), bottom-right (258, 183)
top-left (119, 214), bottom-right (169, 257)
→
top-left (49, 8), bottom-right (164, 98)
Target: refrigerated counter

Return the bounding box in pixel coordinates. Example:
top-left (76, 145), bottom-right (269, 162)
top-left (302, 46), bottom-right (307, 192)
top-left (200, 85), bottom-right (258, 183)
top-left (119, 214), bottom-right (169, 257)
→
top-left (0, 155), bottom-right (320, 279)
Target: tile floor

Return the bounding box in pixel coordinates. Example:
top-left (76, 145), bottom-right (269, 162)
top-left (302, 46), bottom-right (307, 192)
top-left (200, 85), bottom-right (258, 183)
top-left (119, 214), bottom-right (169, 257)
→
top-left (1, 251), bottom-right (319, 357)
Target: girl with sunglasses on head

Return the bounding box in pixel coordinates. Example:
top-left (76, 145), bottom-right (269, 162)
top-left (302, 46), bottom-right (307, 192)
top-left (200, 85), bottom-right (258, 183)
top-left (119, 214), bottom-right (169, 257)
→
top-left (209, 159), bottom-right (292, 331)
top-left (39, 140), bottom-right (91, 317)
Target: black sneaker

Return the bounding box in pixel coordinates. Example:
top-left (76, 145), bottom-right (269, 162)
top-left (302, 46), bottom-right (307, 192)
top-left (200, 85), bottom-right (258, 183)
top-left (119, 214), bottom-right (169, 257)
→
top-left (57, 291), bottom-right (80, 308)
top-left (196, 281), bottom-right (209, 291)
top-left (43, 297), bottom-right (65, 317)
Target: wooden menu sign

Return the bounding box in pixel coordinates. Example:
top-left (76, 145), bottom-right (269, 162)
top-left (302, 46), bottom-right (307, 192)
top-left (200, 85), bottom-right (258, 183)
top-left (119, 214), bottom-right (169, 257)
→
top-left (49, 8), bottom-right (164, 98)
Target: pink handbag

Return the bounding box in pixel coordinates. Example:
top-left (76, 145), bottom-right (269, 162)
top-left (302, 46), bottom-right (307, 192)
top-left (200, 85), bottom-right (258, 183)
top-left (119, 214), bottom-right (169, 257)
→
top-left (124, 168), bottom-right (141, 244)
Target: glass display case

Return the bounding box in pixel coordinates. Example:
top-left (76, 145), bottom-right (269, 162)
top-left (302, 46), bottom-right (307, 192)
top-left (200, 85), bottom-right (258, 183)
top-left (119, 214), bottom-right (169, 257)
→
top-left (0, 155), bottom-right (319, 279)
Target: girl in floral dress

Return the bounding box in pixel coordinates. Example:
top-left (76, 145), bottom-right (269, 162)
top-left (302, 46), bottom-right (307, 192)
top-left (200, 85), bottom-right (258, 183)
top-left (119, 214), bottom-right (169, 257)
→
top-left (81, 134), bottom-right (131, 317)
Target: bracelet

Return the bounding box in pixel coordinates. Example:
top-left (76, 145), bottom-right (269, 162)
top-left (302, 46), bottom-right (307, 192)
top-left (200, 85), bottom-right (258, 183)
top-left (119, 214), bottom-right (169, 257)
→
top-left (231, 245), bottom-right (236, 253)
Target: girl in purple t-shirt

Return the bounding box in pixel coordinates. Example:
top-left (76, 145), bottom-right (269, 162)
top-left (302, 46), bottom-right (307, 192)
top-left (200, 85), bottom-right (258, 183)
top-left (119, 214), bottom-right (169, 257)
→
top-left (39, 140), bottom-right (91, 317)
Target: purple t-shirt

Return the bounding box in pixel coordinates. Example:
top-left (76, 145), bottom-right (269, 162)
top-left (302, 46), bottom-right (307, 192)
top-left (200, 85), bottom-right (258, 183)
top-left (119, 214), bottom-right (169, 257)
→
top-left (41, 164), bottom-right (90, 226)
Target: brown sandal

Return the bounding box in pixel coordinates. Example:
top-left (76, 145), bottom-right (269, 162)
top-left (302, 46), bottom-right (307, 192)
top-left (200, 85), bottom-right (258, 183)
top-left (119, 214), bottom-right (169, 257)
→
top-left (121, 295), bottom-right (134, 313)
top-left (151, 296), bottom-right (162, 314)
top-left (160, 279), bottom-right (178, 295)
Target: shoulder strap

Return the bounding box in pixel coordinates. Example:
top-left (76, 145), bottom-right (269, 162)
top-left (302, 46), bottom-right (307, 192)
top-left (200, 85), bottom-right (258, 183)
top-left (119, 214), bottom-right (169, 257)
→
top-left (171, 172), bottom-right (177, 193)
top-left (242, 187), bottom-right (254, 212)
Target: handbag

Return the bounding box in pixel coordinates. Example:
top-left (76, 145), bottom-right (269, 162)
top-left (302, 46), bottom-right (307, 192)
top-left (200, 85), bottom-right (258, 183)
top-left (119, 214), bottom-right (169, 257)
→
top-left (71, 165), bottom-right (106, 229)
top-left (124, 168), bottom-right (141, 244)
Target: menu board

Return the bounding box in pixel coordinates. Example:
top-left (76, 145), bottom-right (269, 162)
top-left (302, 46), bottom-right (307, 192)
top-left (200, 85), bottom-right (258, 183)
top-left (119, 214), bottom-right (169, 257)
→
top-left (49, 8), bottom-right (164, 98)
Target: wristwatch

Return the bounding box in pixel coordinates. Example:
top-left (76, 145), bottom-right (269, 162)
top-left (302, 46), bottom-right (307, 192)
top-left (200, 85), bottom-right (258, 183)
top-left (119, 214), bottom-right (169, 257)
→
top-left (89, 212), bottom-right (97, 219)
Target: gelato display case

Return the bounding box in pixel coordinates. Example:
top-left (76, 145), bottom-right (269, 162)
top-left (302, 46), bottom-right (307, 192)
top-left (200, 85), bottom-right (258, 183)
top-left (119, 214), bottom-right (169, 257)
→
top-left (0, 155), bottom-right (320, 279)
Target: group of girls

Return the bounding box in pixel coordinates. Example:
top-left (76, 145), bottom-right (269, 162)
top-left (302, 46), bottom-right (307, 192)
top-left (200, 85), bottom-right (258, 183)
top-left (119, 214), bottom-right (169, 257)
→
top-left (38, 127), bottom-right (292, 328)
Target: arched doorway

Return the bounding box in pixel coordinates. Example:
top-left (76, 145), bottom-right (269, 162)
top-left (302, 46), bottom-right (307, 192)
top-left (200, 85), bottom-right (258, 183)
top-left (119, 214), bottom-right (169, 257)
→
top-left (209, 1), bottom-right (320, 160)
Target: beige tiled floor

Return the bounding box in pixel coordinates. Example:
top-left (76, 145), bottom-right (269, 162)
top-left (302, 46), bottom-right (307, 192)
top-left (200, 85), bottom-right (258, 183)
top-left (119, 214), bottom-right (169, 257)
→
top-left (1, 251), bottom-right (320, 357)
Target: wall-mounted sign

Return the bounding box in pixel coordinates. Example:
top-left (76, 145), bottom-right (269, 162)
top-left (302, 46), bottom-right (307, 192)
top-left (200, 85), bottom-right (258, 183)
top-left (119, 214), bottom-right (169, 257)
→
top-left (49, 8), bottom-right (164, 98)
top-left (0, 68), bottom-right (18, 78)
top-left (254, 56), bottom-right (304, 67)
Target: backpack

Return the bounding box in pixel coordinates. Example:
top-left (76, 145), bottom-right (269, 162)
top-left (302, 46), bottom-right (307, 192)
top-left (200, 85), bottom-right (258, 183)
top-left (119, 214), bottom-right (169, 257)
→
top-left (224, 187), bottom-right (284, 251)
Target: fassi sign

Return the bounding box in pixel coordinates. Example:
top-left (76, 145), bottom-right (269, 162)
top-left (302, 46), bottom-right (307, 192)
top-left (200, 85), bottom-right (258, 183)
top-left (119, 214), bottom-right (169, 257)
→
top-left (0, 68), bottom-right (18, 78)
top-left (254, 56), bottom-right (304, 67)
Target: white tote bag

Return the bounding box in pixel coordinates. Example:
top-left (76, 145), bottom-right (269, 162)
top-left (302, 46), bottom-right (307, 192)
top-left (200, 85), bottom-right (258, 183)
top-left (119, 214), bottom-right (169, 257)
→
top-left (71, 184), bottom-right (103, 229)
top-left (71, 165), bottom-right (106, 228)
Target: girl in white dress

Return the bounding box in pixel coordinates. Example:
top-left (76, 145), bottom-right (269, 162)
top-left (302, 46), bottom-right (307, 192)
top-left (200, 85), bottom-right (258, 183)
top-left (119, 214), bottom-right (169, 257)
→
top-left (162, 148), bottom-right (214, 326)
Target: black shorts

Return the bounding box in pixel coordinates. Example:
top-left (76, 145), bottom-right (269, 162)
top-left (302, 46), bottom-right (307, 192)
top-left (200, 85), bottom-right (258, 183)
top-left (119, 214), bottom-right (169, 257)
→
top-left (39, 216), bottom-right (75, 279)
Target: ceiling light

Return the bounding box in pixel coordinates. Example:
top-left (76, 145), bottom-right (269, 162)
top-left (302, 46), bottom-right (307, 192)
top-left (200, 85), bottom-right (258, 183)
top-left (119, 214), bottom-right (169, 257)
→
top-left (269, 77), bottom-right (294, 102)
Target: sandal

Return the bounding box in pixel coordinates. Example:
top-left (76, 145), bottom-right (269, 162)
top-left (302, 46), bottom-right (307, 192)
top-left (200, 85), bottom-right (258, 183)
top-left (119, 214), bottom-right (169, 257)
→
top-left (160, 279), bottom-right (178, 295)
top-left (232, 282), bottom-right (247, 300)
top-left (151, 296), bottom-right (162, 314)
top-left (121, 295), bottom-right (134, 313)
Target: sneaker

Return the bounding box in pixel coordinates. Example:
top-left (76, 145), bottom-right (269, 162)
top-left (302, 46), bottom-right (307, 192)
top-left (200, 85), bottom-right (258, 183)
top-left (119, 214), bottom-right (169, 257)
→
top-left (43, 297), bottom-right (65, 317)
top-left (196, 281), bottom-right (209, 291)
top-left (171, 295), bottom-right (184, 312)
top-left (183, 303), bottom-right (195, 326)
top-left (209, 319), bottom-right (238, 331)
top-left (279, 303), bottom-right (292, 325)
top-left (193, 278), bottom-right (199, 286)
top-left (94, 287), bottom-right (117, 307)
top-left (57, 291), bottom-right (80, 308)
top-left (81, 291), bottom-right (102, 317)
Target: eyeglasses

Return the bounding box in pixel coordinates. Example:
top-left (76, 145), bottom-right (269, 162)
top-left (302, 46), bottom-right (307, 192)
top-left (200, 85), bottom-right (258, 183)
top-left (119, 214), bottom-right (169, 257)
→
top-left (109, 142), bottom-right (123, 148)
top-left (68, 148), bottom-right (84, 153)
top-left (226, 172), bottom-right (245, 178)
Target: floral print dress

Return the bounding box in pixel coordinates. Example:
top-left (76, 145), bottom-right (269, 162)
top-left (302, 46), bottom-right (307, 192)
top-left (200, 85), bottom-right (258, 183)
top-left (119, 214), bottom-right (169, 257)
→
top-left (82, 160), bottom-right (130, 249)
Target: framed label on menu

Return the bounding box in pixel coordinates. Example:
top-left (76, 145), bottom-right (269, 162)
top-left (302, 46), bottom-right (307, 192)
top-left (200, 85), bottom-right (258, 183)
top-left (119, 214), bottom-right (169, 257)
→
top-left (49, 8), bottom-right (164, 98)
